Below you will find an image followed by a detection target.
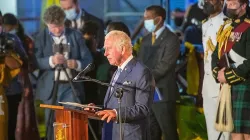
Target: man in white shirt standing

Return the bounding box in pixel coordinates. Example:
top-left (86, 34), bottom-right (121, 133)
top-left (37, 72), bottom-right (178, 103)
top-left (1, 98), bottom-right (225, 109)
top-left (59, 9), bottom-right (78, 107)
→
top-left (202, 0), bottom-right (230, 139)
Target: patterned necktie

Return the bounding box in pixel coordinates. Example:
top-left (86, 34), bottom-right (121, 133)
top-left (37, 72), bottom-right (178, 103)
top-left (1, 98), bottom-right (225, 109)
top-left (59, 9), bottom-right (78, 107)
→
top-left (111, 68), bottom-right (122, 92)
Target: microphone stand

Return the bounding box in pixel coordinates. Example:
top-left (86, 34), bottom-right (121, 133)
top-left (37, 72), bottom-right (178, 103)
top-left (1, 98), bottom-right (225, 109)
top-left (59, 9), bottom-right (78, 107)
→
top-left (46, 65), bottom-right (100, 140)
top-left (114, 88), bottom-right (123, 140)
top-left (73, 76), bottom-right (124, 140)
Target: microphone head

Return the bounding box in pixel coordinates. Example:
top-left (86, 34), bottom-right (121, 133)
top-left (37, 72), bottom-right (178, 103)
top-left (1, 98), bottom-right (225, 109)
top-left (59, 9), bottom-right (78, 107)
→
top-left (114, 88), bottom-right (123, 98)
top-left (73, 63), bottom-right (95, 81)
top-left (83, 63), bottom-right (95, 74)
top-left (73, 77), bottom-right (78, 81)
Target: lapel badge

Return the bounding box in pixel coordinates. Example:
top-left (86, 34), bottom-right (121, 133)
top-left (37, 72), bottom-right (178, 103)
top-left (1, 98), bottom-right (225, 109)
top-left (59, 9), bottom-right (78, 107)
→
top-left (123, 81), bottom-right (132, 85)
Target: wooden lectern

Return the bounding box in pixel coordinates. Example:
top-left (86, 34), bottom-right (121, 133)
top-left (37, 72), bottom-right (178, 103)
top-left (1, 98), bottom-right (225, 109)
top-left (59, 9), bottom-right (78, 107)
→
top-left (40, 104), bottom-right (100, 140)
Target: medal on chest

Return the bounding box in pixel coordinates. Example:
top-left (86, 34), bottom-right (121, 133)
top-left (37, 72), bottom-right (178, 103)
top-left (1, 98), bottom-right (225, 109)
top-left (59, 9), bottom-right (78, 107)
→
top-left (229, 32), bottom-right (242, 42)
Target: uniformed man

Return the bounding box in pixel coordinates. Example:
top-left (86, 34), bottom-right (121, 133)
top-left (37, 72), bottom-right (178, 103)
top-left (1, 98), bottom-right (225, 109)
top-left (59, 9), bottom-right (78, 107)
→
top-left (202, 0), bottom-right (230, 140)
top-left (211, 0), bottom-right (250, 139)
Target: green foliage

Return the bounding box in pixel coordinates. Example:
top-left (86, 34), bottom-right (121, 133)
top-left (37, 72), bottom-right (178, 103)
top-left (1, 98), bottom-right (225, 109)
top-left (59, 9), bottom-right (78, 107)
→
top-left (176, 96), bottom-right (208, 140)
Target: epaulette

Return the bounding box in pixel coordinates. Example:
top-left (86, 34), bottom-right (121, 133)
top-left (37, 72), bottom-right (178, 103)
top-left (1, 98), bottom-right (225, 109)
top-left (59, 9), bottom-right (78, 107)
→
top-left (202, 18), bottom-right (208, 24)
top-left (224, 68), bottom-right (245, 85)
top-left (223, 18), bottom-right (232, 25)
top-left (244, 18), bottom-right (250, 24)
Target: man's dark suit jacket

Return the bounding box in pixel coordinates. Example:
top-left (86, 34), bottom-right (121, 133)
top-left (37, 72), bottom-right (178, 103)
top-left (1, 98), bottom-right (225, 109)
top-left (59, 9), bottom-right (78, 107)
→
top-left (103, 58), bottom-right (155, 140)
top-left (138, 27), bottom-right (179, 102)
top-left (138, 27), bottom-right (180, 140)
top-left (65, 9), bottom-right (105, 47)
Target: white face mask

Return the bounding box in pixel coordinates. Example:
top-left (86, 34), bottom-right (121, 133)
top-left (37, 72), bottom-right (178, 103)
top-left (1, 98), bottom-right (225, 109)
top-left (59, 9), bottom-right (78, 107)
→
top-left (64, 8), bottom-right (77, 20)
top-left (8, 29), bottom-right (17, 34)
top-left (198, 0), bottom-right (204, 9)
top-left (144, 19), bottom-right (156, 33)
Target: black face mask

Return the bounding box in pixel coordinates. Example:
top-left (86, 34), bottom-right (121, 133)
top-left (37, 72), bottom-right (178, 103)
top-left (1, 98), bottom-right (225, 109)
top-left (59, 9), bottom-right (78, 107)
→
top-left (174, 17), bottom-right (183, 27)
top-left (85, 38), bottom-right (97, 53)
top-left (203, 2), bottom-right (216, 15)
top-left (226, 8), bottom-right (239, 19)
top-left (85, 39), bottom-right (93, 50)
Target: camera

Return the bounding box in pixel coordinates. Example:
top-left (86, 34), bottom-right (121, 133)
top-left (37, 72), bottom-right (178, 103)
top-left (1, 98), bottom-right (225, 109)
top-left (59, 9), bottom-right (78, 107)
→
top-left (52, 43), bottom-right (70, 69)
top-left (0, 33), bottom-right (15, 57)
top-left (52, 43), bottom-right (70, 54)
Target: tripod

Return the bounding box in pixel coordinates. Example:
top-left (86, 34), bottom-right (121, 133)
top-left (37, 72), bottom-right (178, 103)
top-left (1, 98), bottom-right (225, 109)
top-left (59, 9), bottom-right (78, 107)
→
top-left (45, 64), bottom-right (98, 140)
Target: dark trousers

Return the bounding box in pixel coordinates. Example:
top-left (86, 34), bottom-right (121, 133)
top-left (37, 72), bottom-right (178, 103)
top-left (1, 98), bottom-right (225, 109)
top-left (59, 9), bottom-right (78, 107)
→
top-left (7, 94), bottom-right (22, 140)
top-left (150, 101), bottom-right (179, 140)
top-left (150, 109), bottom-right (162, 140)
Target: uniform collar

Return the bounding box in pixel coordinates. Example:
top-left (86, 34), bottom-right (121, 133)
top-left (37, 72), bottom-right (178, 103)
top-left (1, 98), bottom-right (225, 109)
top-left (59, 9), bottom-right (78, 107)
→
top-left (208, 12), bottom-right (225, 22)
top-left (232, 14), bottom-right (247, 26)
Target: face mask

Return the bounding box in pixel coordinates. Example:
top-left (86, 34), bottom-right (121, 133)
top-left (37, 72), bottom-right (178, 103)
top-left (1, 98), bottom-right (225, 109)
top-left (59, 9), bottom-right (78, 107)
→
top-left (174, 17), bottom-right (183, 27)
top-left (226, 8), bottom-right (239, 19)
top-left (198, 0), bottom-right (204, 9)
top-left (144, 19), bottom-right (156, 33)
top-left (64, 8), bottom-right (77, 20)
top-left (203, 2), bottom-right (216, 15)
top-left (8, 29), bottom-right (17, 34)
top-left (85, 38), bottom-right (97, 53)
top-left (85, 39), bottom-right (93, 48)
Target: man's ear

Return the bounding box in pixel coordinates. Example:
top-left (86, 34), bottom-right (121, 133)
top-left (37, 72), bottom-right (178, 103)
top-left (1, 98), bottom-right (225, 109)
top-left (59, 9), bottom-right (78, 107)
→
top-left (121, 46), bottom-right (126, 55)
top-left (155, 16), bottom-right (162, 25)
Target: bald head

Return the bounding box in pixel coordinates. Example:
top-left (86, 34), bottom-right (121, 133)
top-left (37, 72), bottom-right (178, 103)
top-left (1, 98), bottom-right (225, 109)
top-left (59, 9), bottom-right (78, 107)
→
top-left (104, 30), bottom-right (133, 66)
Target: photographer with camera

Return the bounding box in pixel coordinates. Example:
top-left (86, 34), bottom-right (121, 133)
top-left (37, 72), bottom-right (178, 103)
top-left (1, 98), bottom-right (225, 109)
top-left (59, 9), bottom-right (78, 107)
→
top-left (0, 10), bottom-right (28, 140)
top-left (1, 13), bottom-right (38, 140)
top-left (34, 5), bottom-right (92, 139)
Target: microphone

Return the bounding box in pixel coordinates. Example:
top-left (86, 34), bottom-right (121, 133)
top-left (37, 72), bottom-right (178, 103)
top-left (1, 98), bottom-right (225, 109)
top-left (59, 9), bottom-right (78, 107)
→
top-left (73, 63), bottom-right (95, 80)
top-left (114, 88), bottom-right (123, 99)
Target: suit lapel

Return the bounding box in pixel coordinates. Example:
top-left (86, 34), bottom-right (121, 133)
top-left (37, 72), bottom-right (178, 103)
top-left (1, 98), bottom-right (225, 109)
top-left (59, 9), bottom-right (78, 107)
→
top-left (104, 58), bottom-right (136, 108)
top-left (45, 29), bottom-right (54, 55)
top-left (144, 28), bottom-right (168, 63)
top-left (153, 28), bottom-right (168, 47)
top-left (104, 69), bottom-right (117, 107)
top-left (65, 29), bottom-right (73, 58)
top-left (81, 9), bottom-right (91, 27)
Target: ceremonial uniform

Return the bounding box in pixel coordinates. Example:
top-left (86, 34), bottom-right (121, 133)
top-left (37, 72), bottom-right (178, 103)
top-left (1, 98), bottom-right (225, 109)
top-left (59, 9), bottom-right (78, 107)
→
top-left (202, 12), bottom-right (230, 140)
top-left (212, 14), bottom-right (250, 134)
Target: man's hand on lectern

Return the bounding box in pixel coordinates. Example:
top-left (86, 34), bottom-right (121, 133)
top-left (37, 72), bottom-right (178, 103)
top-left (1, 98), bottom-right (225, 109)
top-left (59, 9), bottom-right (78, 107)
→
top-left (84, 103), bottom-right (96, 112)
top-left (96, 110), bottom-right (117, 123)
